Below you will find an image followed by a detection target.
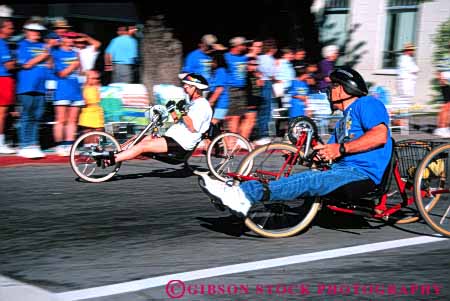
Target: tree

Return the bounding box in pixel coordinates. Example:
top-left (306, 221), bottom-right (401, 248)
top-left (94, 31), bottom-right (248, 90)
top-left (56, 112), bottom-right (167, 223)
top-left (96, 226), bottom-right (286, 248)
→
top-left (140, 15), bottom-right (182, 103)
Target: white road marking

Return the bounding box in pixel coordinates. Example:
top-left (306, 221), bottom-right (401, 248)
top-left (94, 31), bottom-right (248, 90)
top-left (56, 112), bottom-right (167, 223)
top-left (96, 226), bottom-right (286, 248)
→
top-left (55, 236), bottom-right (446, 300)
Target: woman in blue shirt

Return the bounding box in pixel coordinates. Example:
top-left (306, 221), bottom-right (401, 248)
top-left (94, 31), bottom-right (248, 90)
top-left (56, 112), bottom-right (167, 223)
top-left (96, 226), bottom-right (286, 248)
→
top-left (208, 52), bottom-right (229, 124)
top-left (52, 31), bottom-right (83, 156)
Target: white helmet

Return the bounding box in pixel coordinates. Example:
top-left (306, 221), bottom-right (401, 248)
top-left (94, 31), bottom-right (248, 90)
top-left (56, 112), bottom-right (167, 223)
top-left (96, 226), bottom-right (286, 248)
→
top-left (181, 73), bottom-right (209, 90)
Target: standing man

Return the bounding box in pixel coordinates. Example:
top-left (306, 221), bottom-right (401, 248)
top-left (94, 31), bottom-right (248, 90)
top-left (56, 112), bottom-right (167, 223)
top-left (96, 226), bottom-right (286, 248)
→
top-left (0, 17), bottom-right (16, 154)
top-left (396, 43), bottom-right (419, 102)
top-left (16, 22), bottom-right (50, 158)
top-left (104, 25), bottom-right (138, 84)
top-left (224, 36), bottom-right (249, 136)
top-left (255, 38), bottom-right (277, 145)
top-left (181, 34), bottom-right (223, 84)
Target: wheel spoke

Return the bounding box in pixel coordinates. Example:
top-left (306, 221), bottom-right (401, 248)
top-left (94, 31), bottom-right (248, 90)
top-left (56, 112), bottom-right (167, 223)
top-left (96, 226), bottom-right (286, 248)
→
top-left (238, 143), bottom-right (321, 238)
top-left (70, 131), bottom-right (121, 183)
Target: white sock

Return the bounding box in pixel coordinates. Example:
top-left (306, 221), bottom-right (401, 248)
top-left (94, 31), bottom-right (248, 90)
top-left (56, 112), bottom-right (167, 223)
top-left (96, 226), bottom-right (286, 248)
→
top-left (0, 134), bottom-right (5, 146)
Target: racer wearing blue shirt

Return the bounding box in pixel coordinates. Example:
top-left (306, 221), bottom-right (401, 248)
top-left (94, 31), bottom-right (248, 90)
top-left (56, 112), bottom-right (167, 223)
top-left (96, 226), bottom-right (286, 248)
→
top-left (327, 95), bottom-right (392, 184)
top-left (198, 67), bottom-right (393, 218)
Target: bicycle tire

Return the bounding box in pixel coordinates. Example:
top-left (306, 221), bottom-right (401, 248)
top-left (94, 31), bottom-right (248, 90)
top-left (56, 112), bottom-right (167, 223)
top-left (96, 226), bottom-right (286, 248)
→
top-left (206, 132), bottom-right (253, 182)
top-left (414, 143), bottom-right (450, 237)
top-left (70, 131), bottom-right (122, 183)
top-left (237, 143), bottom-right (321, 238)
top-left (287, 116), bottom-right (319, 145)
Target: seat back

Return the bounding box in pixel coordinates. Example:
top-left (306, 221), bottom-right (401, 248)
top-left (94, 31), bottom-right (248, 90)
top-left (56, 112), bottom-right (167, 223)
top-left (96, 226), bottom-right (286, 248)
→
top-left (375, 137), bottom-right (396, 196)
top-left (202, 122), bottom-right (222, 140)
top-left (147, 122), bottom-right (219, 165)
top-left (324, 138), bottom-right (395, 203)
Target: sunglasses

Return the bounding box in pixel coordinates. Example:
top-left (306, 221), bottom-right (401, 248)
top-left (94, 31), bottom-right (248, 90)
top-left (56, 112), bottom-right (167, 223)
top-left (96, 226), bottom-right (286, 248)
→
top-left (330, 82), bottom-right (340, 88)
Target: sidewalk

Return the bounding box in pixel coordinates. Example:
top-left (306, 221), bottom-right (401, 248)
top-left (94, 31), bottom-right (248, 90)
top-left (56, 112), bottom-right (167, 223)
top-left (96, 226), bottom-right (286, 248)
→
top-left (0, 149), bottom-right (69, 167)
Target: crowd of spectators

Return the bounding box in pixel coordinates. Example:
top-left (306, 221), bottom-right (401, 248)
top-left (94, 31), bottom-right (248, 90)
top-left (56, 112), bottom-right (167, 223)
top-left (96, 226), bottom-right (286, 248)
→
top-left (0, 16), bottom-right (138, 158)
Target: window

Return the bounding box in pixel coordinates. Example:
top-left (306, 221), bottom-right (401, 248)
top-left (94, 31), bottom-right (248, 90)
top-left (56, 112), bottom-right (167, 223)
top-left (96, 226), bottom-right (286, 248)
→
top-left (382, 0), bottom-right (419, 68)
top-left (320, 0), bottom-right (349, 48)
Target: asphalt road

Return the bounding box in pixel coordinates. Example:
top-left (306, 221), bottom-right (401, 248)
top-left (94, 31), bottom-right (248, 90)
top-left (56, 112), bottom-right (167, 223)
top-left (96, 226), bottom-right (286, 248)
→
top-left (1, 153), bottom-right (449, 301)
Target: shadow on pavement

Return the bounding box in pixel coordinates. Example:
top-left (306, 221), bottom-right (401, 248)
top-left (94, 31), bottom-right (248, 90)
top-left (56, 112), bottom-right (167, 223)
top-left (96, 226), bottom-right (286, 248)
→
top-left (101, 167), bottom-right (195, 181)
top-left (313, 210), bottom-right (382, 235)
top-left (196, 216), bottom-right (248, 237)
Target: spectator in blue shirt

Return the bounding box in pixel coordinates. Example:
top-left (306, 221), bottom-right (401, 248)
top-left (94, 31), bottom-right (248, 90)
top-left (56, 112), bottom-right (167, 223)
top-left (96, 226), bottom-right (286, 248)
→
top-left (52, 31), bottom-right (84, 156)
top-left (16, 22), bottom-right (49, 159)
top-left (0, 17), bottom-right (16, 154)
top-left (181, 34), bottom-right (221, 84)
top-left (224, 37), bottom-right (249, 137)
top-left (104, 25), bottom-right (138, 83)
top-left (208, 51), bottom-right (229, 125)
top-left (289, 67), bottom-right (310, 119)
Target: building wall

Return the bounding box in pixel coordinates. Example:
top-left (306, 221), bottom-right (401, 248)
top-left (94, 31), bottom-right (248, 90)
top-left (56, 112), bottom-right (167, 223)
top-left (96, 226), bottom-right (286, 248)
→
top-left (348, 0), bottom-right (450, 105)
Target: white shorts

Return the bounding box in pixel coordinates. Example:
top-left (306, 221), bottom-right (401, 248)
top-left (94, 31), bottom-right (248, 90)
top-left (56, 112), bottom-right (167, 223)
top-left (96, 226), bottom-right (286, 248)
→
top-left (53, 99), bottom-right (85, 107)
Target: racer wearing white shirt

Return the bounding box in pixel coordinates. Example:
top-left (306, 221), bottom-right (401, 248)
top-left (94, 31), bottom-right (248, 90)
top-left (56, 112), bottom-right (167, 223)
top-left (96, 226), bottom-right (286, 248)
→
top-left (111, 73), bottom-right (212, 165)
top-left (165, 96), bottom-right (212, 151)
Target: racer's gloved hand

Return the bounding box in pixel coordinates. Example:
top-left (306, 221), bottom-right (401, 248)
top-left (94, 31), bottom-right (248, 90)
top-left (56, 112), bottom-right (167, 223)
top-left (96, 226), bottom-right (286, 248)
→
top-left (165, 100), bottom-right (176, 113)
top-left (176, 99), bottom-right (187, 113)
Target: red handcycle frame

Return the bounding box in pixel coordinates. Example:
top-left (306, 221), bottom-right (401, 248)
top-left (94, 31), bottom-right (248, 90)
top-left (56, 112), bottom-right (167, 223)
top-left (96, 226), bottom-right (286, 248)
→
top-left (229, 131), bottom-right (430, 224)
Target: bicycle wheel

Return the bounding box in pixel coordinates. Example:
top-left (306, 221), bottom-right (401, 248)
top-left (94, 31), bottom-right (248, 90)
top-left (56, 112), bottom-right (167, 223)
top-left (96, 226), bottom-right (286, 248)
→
top-left (287, 116), bottom-right (319, 145)
top-left (237, 143), bottom-right (321, 238)
top-left (70, 131), bottom-right (122, 183)
top-left (206, 132), bottom-right (253, 182)
top-left (414, 143), bottom-right (450, 236)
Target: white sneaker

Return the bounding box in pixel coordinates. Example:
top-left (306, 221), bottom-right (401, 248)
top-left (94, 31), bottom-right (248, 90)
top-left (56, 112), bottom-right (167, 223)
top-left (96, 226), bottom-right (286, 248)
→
top-left (433, 128), bottom-right (450, 138)
top-left (253, 137), bottom-right (272, 146)
top-left (30, 146), bottom-right (46, 158)
top-left (0, 144), bottom-right (16, 154)
top-left (56, 145), bottom-right (70, 157)
top-left (17, 147), bottom-right (33, 158)
top-left (197, 171), bottom-right (252, 217)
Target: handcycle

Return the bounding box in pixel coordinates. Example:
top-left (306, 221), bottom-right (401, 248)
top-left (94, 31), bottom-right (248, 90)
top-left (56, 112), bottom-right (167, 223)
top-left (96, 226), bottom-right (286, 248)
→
top-left (69, 103), bottom-right (253, 183)
top-left (219, 116), bottom-right (449, 238)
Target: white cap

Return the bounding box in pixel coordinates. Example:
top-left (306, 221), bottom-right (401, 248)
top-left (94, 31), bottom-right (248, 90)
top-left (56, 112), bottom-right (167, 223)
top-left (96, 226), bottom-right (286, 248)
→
top-left (23, 23), bottom-right (46, 31)
top-left (201, 34), bottom-right (217, 46)
top-left (229, 36), bottom-right (251, 47)
top-left (322, 45), bottom-right (339, 58)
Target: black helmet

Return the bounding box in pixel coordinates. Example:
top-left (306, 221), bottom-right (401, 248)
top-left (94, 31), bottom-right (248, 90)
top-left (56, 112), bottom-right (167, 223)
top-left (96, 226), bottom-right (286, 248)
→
top-left (181, 73), bottom-right (209, 90)
top-left (330, 67), bottom-right (368, 97)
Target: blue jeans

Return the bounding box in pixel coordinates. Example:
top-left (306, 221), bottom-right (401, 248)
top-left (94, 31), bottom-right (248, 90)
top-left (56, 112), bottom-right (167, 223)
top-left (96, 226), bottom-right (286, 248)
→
top-left (18, 93), bottom-right (45, 148)
top-left (257, 81), bottom-right (273, 138)
top-left (240, 164), bottom-right (370, 203)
